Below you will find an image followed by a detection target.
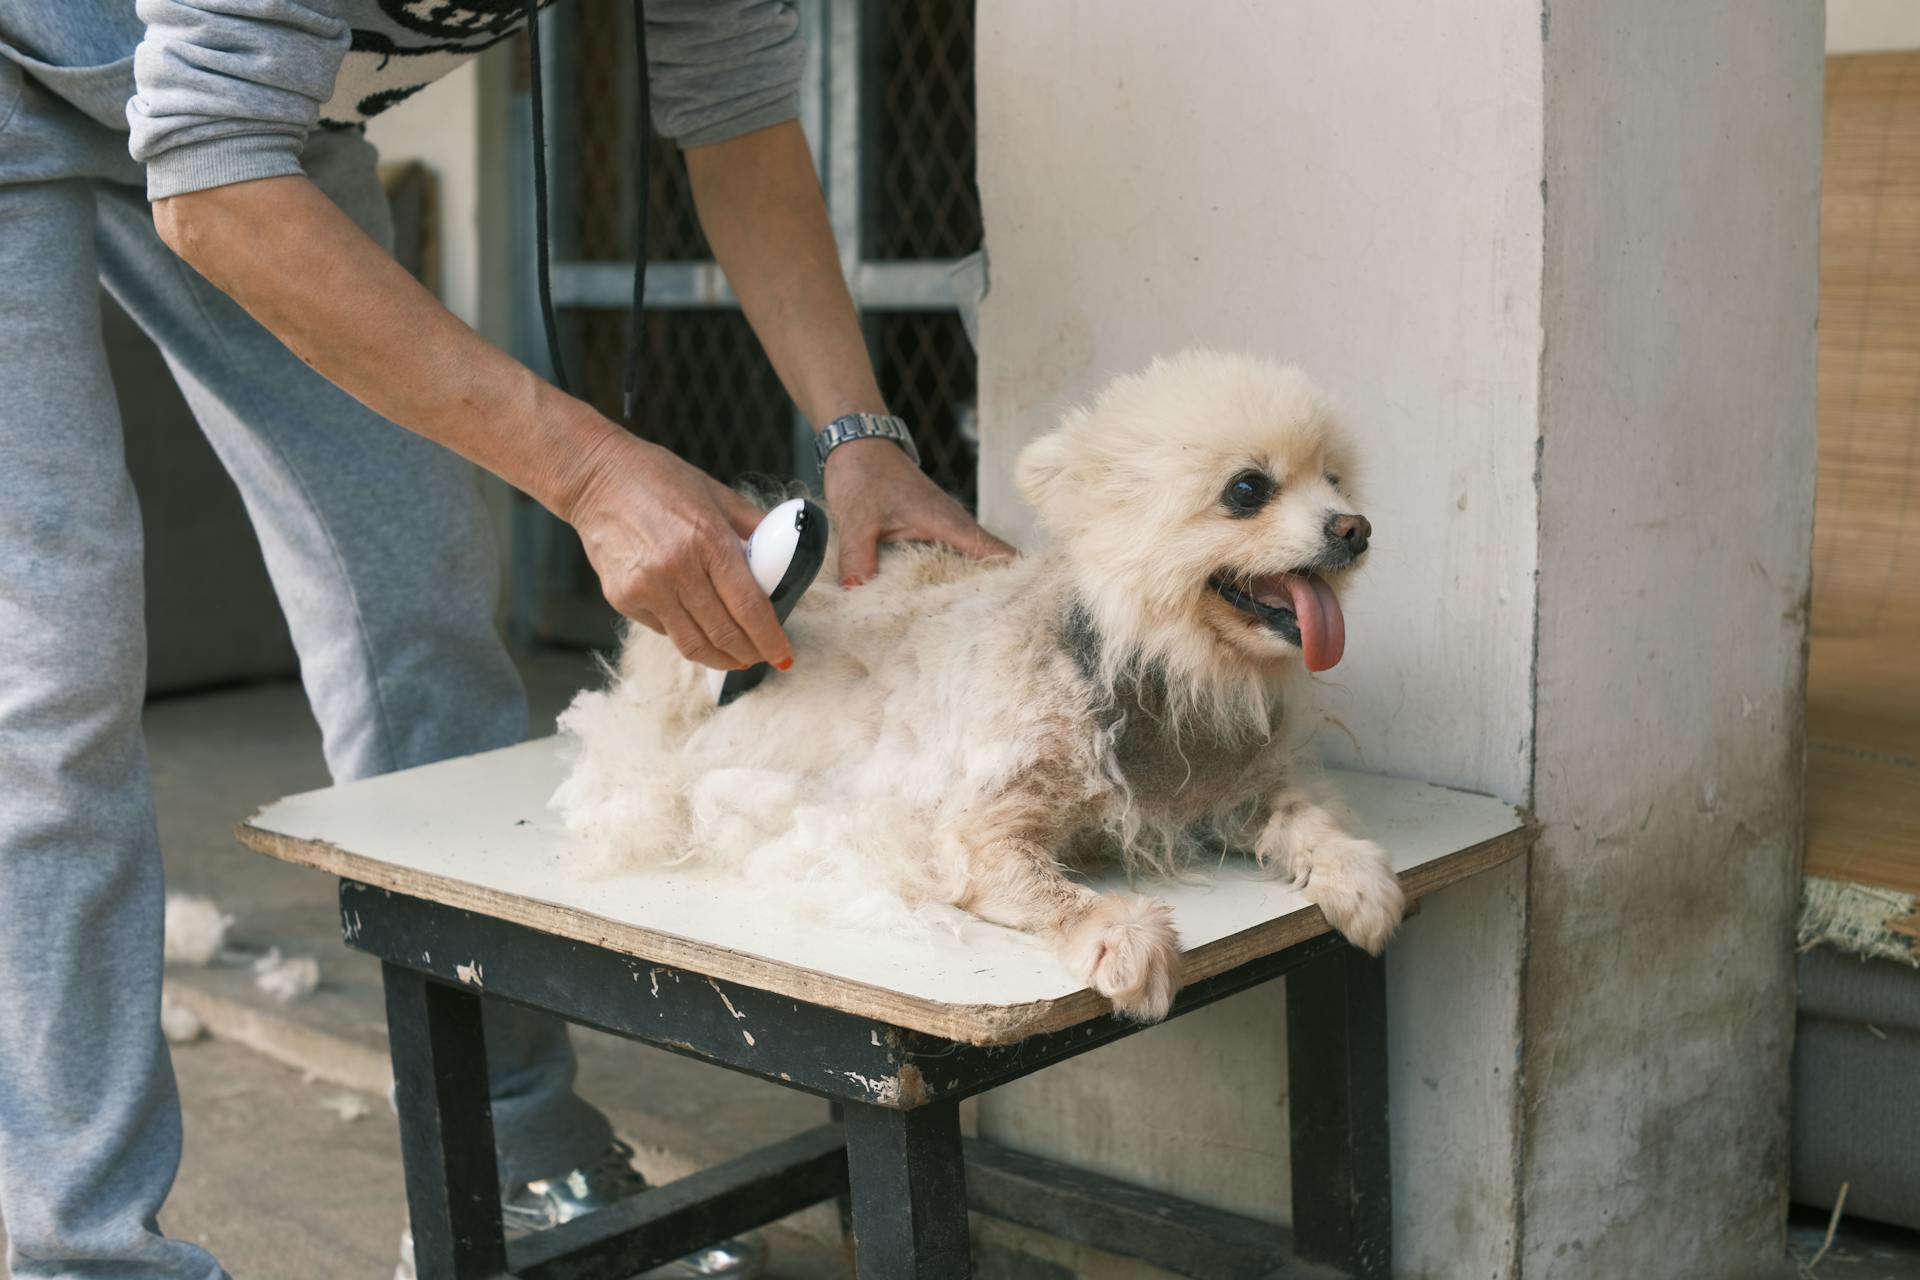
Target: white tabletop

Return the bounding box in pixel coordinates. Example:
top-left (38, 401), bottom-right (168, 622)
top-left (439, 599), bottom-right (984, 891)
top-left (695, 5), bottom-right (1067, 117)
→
top-left (241, 737), bottom-right (1527, 1044)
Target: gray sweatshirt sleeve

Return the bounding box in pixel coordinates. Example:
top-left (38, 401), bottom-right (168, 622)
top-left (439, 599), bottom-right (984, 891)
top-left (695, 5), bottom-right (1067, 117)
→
top-left (124, 0), bottom-right (801, 201)
top-left (645, 0), bottom-right (803, 148)
top-left (128, 0), bottom-right (349, 200)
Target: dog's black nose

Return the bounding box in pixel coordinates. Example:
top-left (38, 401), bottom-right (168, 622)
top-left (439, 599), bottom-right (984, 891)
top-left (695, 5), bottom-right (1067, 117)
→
top-left (1326, 512), bottom-right (1371, 556)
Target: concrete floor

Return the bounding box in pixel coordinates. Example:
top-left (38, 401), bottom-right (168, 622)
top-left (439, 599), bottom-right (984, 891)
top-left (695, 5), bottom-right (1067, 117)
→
top-left (1786, 1205), bottom-right (1920, 1280)
top-left (157, 1034), bottom-right (851, 1279)
top-left (3, 653), bottom-right (845, 1280)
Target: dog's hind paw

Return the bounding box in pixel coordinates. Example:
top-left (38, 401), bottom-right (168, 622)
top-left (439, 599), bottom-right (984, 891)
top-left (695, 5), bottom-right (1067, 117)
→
top-left (1294, 835), bottom-right (1405, 954)
top-left (1060, 894), bottom-right (1183, 1022)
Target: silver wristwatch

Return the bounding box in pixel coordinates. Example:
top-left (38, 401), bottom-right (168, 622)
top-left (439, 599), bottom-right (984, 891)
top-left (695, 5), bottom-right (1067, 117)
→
top-left (814, 412), bottom-right (920, 469)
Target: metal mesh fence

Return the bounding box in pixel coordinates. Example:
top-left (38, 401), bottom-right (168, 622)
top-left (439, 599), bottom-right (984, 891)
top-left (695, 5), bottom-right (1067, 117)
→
top-left (565, 2), bottom-right (775, 479)
top-left (569, 0), bottom-right (983, 264)
top-left (567, 308), bottom-right (794, 481)
top-left (564, 0), bottom-right (982, 477)
top-left (867, 0), bottom-right (982, 509)
top-left (533, 0), bottom-right (990, 640)
top-left (570, 0), bottom-right (711, 262)
top-left (870, 0), bottom-right (981, 261)
top-left (538, 1), bottom-right (982, 639)
top-left (875, 311), bottom-right (978, 505)
top-left (564, 1), bottom-right (784, 488)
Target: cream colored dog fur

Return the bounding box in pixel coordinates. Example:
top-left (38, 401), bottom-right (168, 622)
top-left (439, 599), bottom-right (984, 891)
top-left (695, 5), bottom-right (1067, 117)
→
top-left (552, 351), bottom-right (1405, 1021)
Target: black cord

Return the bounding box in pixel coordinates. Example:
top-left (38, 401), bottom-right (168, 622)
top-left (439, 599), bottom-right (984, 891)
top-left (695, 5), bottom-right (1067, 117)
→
top-left (522, 0), bottom-right (569, 394)
top-left (622, 0), bottom-right (650, 425)
top-left (523, 0), bottom-right (650, 422)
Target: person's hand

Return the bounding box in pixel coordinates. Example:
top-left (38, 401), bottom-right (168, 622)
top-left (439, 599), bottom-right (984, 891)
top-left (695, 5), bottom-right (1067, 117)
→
top-left (560, 430), bottom-right (793, 671)
top-left (821, 438), bottom-right (1015, 586)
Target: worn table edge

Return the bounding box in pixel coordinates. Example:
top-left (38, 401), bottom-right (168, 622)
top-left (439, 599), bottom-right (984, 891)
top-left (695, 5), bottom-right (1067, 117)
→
top-left (235, 807), bottom-right (1532, 1047)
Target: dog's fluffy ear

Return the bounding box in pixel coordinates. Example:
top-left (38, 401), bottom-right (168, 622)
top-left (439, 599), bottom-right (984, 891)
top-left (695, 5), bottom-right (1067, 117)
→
top-left (1014, 410), bottom-right (1085, 521)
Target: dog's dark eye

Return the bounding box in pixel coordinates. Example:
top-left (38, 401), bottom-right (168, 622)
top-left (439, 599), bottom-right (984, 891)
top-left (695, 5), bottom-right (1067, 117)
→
top-left (1222, 469), bottom-right (1274, 517)
top-left (1325, 472), bottom-right (1342, 489)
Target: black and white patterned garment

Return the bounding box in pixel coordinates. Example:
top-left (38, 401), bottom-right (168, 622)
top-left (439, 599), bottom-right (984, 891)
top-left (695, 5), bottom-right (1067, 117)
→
top-left (93, 0), bottom-right (803, 200)
top-left (326, 0), bottom-right (551, 123)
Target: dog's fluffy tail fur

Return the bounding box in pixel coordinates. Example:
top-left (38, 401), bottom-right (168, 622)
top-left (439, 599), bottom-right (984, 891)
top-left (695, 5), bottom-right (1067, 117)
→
top-left (551, 556), bottom-right (990, 937)
top-left (549, 628), bottom-right (705, 874)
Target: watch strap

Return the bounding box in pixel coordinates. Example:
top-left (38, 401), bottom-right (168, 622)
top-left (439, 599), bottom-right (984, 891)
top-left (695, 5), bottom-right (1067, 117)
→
top-left (814, 413), bottom-right (920, 469)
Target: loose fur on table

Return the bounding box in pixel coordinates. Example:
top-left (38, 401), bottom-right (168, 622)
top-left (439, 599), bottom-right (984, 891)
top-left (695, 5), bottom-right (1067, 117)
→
top-left (552, 351), bottom-right (1405, 1020)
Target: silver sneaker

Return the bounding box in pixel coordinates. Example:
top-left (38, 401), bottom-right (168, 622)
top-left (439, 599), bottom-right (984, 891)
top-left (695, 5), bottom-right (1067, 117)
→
top-left (397, 1141), bottom-right (767, 1279)
top-left (500, 1138), bottom-right (652, 1230)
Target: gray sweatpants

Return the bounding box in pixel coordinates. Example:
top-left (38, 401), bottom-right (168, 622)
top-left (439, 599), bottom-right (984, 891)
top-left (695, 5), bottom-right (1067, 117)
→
top-left (0, 66), bottom-right (610, 1279)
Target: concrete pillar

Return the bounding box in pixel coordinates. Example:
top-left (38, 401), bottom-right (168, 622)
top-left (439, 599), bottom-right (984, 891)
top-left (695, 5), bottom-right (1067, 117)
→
top-left (972, 3), bottom-right (1818, 1276)
top-left (1521, 3), bottom-right (1820, 1276)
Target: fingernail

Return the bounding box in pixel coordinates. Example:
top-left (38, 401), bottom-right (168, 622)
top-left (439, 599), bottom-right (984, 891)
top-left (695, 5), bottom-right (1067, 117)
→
top-left (842, 575), bottom-right (861, 589)
top-left (775, 656), bottom-right (793, 671)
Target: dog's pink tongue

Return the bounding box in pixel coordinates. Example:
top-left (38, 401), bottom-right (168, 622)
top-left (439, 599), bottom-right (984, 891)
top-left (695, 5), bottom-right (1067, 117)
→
top-left (1281, 572), bottom-right (1346, 672)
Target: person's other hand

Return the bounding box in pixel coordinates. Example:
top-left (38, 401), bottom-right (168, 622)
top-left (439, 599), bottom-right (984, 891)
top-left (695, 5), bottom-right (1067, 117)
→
top-left (821, 438), bottom-right (1015, 586)
top-left (561, 431), bottom-right (792, 671)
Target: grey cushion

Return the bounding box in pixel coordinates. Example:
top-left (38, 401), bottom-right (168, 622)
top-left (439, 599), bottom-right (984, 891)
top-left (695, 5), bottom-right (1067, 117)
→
top-left (1791, 947), bottom-right (1920, 1231)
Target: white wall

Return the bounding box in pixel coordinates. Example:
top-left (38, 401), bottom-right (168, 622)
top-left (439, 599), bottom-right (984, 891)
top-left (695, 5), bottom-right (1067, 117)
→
top-left (365, 60), bottom-right (488, 328)
top-left (974, 4), bottom-right (1542, 1274)
top-left (1829, 0), bottom-right (1920, 52)
top-left (975, 2), bottom-right (1542, 802)
top-left (359, 43), bottom-right (520, 345)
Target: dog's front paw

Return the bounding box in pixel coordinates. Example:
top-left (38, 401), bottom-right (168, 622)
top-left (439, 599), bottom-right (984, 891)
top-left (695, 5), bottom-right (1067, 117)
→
top-left (1281, 835), bottom-right (1404, 955)
top-left (1060, 894), bottom-right (1182, 1021)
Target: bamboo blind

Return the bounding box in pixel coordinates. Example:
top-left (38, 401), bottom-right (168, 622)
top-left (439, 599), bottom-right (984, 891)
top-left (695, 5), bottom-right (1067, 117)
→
top-left (1807, 53), bottom-right (1920, 897)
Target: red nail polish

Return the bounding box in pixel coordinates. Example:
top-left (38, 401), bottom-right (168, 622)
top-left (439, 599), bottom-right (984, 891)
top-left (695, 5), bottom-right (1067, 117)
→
top-left (775, 657), bottom-right (793, 671)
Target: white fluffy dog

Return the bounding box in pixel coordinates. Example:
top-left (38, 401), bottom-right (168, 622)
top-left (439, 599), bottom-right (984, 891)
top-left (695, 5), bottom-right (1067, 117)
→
top-left (552, 351), bottom-right (1405, 1021)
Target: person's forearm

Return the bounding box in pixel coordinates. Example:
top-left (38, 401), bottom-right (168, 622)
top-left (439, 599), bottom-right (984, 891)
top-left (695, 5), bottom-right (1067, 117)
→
top-left (153, 175), bottom-right (622, 518)
top-left (684, 120), bottom-right (886, 428)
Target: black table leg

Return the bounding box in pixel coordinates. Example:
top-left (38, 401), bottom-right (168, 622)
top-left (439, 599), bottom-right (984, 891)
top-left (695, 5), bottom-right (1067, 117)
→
top-left (828, 1101), bottom-right (857, 1269)
top-left (843, 1098), bottom-right (972, 1279)
top-left (1286, 944), bottom-right (1392, 1279)
top-left (383, 961), bottom-right (508, 1280)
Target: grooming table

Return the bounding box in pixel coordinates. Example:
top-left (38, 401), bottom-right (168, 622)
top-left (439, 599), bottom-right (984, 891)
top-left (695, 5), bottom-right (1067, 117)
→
top-left (239, 737), bottom-right (1528, 1279)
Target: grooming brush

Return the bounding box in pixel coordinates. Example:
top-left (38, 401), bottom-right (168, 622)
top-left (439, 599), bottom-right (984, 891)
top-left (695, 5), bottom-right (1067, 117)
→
top-left (709, 497), bottom-right (829, 706)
